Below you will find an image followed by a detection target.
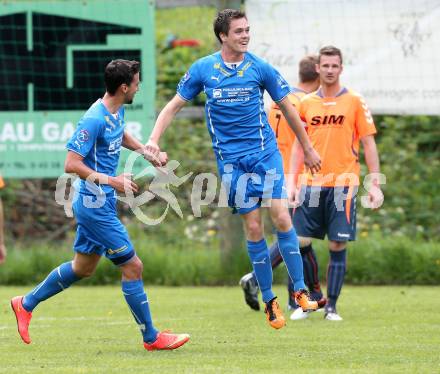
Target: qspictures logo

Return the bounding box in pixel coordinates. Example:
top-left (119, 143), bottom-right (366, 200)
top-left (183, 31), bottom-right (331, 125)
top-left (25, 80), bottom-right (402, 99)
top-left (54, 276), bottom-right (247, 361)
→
top-left (0, 12), bottom-right (141, 111)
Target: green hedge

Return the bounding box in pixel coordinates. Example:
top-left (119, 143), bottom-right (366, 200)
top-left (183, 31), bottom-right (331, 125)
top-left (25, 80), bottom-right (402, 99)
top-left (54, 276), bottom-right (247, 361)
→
top-left (312, 232), bottom-right (440, 285)
top-left (1, 232), bottom-right (439, 286)
top-left (358, 115), bottom-right (440, 240)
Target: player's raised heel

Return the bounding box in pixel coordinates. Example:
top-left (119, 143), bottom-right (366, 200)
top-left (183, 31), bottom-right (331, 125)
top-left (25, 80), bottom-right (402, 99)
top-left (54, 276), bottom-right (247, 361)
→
top-left (264, 297), bottom-right (286, 329)
top-left (11, 296), bottom-right (33, 344)
top-left (143, 331), bottom-right (190, 351)
top-left (294, 289), bottom-right (318, 312)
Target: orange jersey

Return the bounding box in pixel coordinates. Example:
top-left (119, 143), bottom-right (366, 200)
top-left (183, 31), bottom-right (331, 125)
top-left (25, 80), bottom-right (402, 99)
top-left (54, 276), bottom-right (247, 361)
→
top-left (268, 87), bottom-right (306, 175)
top-left (0, 176), bottom-right (4, 189)
top-left (299, 87), bottom-right (376, 187)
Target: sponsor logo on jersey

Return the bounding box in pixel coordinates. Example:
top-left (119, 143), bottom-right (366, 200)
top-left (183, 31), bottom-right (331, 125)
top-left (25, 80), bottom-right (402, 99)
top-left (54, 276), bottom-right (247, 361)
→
top-left (108, 136), bottom-right (123, 155)
top-left (77, 129), bottom-right (89, 142)
top-left (213, 89), bottom-right (222, 98)
top-left (310, 115), bottom-right (345, 126)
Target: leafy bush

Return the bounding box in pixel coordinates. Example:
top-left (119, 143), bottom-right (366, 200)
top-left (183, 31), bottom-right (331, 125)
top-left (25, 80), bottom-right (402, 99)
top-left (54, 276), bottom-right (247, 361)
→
top-left (1, 233), bottom-right (439, 286)
top-left (358, 115), bottom-right (440, 239)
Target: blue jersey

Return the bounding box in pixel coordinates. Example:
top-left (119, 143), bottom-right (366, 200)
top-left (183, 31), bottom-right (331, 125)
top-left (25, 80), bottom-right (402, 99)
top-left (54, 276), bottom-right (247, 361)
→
top-left (177, 52), bottom-right (291, 160)
top-left (66, 99), bottom-right (125, 196)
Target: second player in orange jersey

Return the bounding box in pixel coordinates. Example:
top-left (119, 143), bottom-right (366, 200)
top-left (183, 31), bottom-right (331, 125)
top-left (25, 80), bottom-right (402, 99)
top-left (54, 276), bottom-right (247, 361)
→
top-left (290, 46), bottom-right (384, 321)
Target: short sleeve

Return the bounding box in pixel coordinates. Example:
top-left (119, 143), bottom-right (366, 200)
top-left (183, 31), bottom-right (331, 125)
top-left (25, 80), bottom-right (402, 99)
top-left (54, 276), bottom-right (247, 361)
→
top-left (260, 62), bottom-right (291, 102)
top-left (176, 61), bottom-right (204, 101)
top-left (66, 117), bottom-right (102, 157)
top-left (355, 96), bottom-right (377, 138)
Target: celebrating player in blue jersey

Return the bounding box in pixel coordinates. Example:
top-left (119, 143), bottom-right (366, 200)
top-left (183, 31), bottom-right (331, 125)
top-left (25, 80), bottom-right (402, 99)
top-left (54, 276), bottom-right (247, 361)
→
top-left (145, 9), bottom-right (322, 329)
top-left (11, 59), bottom-right (190, 351)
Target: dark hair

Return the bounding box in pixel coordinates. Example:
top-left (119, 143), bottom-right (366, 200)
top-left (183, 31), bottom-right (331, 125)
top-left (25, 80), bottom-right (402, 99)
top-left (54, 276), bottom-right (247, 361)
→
top-left (213, 9), bottom-right (247, 43)
top-left (318, 45), bottom-right (343, 64)
top-left (104, 59), bottom-right (140, 95)
top-left (298, 55), bottom-right (319, 83)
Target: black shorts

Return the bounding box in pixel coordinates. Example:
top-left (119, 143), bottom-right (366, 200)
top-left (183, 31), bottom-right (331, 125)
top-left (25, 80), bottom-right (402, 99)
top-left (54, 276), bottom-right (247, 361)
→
top-left (293, 186), bottom-right (357, 242)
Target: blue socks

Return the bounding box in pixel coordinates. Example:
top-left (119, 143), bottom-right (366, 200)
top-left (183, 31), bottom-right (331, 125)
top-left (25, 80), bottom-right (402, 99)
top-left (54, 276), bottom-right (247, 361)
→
top-left (277, 228), bottom-right (306, 291)
top-left (22, 261), bottom-right (80, 312)
top-left (122, 280), bottom-right (158, 344)
top-left (247, 239), bottom-right (275, 303)
top-left (327, 249), bottom-right (347, 309)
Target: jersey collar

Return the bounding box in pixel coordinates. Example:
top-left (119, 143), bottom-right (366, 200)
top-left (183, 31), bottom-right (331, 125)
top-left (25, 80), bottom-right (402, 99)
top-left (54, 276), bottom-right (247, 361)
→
top-left (99, 99), bottom-right (123, 128)
top-left (216, 51), bottom-right (248, 75)
top-left (316, 86), bottom-right (348, 98)
top-left (291, 86), bottom-right (307, 94)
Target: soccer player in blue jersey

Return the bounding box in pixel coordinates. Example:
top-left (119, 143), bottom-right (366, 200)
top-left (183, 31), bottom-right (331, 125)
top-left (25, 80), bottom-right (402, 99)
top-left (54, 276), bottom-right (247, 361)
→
top-left (11, 59), bottom-right (189, 351)
top-left (145, 9), bottom-right (322, 329)
top-left (239, 56), bottom-right (325, 313)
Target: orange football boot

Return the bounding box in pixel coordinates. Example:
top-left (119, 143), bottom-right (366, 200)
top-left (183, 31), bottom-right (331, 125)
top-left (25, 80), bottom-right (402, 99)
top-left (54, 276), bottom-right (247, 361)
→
top-left (264, 297), bottom-right (286, 329)
top-left (294, 289), bottom-right (318, 312)
top-left (11, 296), bottom-right (32, 344)
top-left (144, 331), bottom-right (190, 351)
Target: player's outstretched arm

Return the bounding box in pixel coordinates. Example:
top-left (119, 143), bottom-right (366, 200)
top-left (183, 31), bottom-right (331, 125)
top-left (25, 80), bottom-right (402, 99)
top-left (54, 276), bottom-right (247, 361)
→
top-left (145, 95), bottom-right (187, 166)
top-left (122, 131), bottom-right (168, 166)
top-left (64, 151), bottom-right (138, 193)
top-left (122, 131), bottom-right (145, 153)
top-left (277, 97), bottom-right (321, 174)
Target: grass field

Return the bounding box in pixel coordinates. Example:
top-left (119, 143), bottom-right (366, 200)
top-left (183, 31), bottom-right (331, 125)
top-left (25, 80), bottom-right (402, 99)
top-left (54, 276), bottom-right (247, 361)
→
top-left (1, 286), bottom-right (439, 373)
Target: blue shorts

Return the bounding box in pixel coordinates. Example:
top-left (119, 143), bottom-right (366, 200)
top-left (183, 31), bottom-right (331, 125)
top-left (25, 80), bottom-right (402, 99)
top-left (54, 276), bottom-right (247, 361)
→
top-left (293, 186), bottom-right (357, 241)
top-left (72, 193), bottom-right (135, 265)
top-left (217, 146), bottom-right (286, 215)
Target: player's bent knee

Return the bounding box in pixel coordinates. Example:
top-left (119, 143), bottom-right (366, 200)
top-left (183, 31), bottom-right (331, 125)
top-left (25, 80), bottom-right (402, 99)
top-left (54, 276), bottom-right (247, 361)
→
top-left (299, 237), bottom-right (312, 247)
top-left (244, 221), bottom-right (263, 241)
top-left (120, 255), bottom-right (143, 280)
top-left (272, 212), bottom-right (292, 232)
top-left (74, 266), bottom-right (96, 278)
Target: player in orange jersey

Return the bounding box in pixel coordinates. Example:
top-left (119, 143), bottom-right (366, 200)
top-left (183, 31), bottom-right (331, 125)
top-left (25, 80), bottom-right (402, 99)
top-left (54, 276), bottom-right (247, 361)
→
top-left (239, 56), bottom-right (321, 312)
top-left (290, 46), bottom-right (383, 321)
top-left (0, 175), bottom-right (6, 264)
